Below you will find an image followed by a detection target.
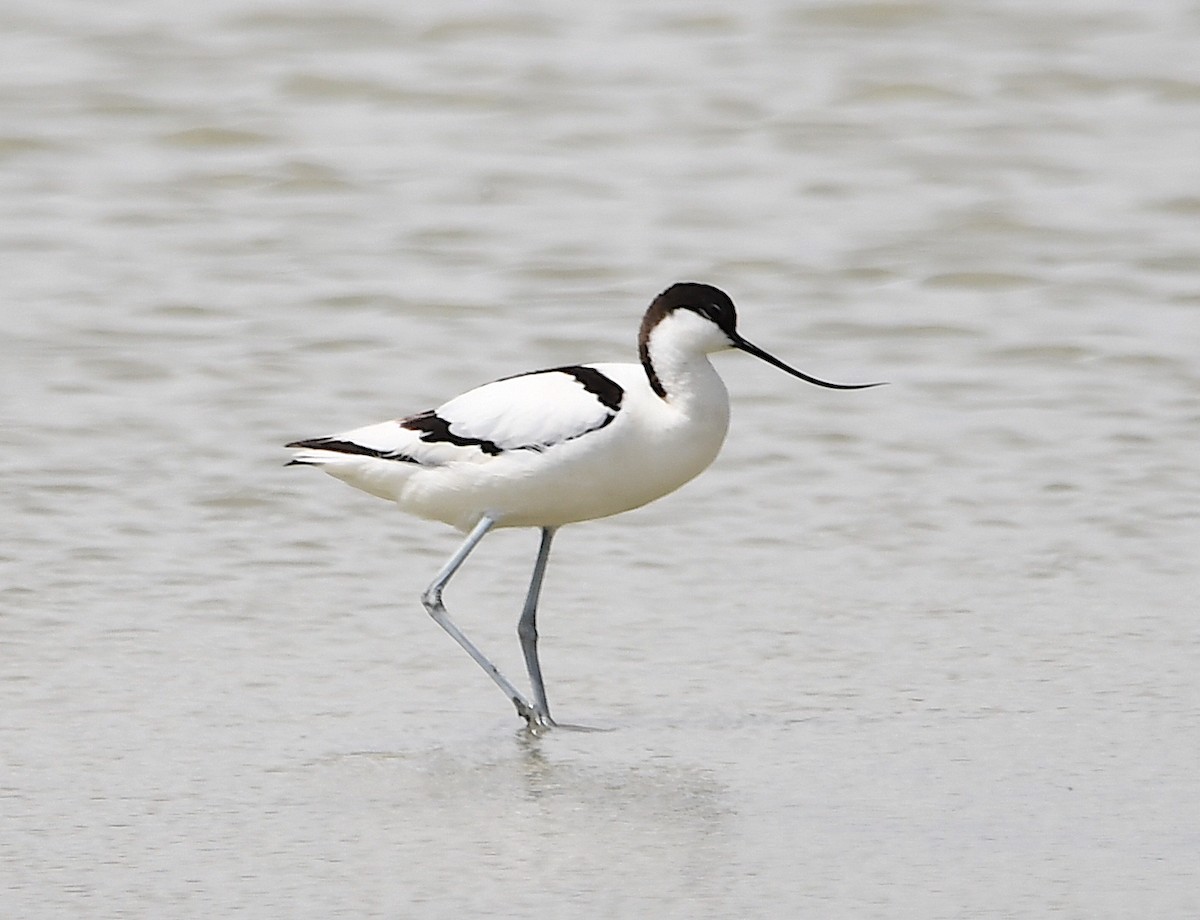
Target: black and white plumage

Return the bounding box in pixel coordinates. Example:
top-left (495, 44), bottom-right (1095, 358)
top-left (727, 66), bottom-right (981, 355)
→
top-left (287, 282), bottom-right (880, 730)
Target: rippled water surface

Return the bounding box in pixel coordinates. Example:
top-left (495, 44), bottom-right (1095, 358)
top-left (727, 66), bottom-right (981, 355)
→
top-left (4, 1), bottom-right (1199, 917)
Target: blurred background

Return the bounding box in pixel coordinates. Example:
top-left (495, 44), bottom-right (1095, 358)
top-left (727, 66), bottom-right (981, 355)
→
top-left (3, 1), bottom-right (1198, 917)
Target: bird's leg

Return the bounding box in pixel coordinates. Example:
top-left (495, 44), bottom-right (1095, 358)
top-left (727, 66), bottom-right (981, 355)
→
top-left (421, 515), bottom-right (540, 726)
top-left (517, 527), bottom-right (557, 727)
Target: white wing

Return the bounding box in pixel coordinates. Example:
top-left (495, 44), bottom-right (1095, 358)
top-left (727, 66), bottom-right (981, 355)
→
top-left (287, 364), bottom-right (624, 467)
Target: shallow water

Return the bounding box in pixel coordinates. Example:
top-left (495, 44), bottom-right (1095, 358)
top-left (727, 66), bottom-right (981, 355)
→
top-left (4, 1), bottom-right (1199, 917)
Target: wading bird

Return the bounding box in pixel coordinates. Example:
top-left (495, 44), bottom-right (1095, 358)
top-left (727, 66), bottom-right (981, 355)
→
top-left (287, 282), bottom-right (880, 730)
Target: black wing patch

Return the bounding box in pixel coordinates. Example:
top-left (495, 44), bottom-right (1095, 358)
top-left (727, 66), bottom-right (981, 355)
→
top-left (284, 437), bottom-right (418, 463)
top-left (400, 410), bottom-right (503, 455)
top-left (558, 365), bottom-right (623, 412)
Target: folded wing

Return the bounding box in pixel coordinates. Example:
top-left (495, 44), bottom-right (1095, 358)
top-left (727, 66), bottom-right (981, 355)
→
top-left (287, 364), bottom-right (624, 467)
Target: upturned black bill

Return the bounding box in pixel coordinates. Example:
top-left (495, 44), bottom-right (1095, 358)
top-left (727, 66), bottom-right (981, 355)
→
top-left (734, 336), bottom-right (885, 390)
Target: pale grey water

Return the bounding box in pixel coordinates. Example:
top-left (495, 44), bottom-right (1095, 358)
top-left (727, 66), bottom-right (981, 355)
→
top-left (3, 1), bottom-right (1199, 917)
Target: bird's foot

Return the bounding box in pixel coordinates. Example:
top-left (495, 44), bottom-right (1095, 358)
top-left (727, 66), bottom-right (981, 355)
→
top-left (514, 699), bottom-right (555, 734)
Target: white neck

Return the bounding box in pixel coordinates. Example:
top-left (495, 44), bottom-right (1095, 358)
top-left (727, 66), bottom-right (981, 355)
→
top-left (640, 311), bottom-right (733, 420)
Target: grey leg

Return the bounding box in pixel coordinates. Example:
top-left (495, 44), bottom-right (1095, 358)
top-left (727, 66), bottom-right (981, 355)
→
top-left (421, 515), bottom-right (541, 726)
top-left (517, 527), bottom-right (557, 725)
